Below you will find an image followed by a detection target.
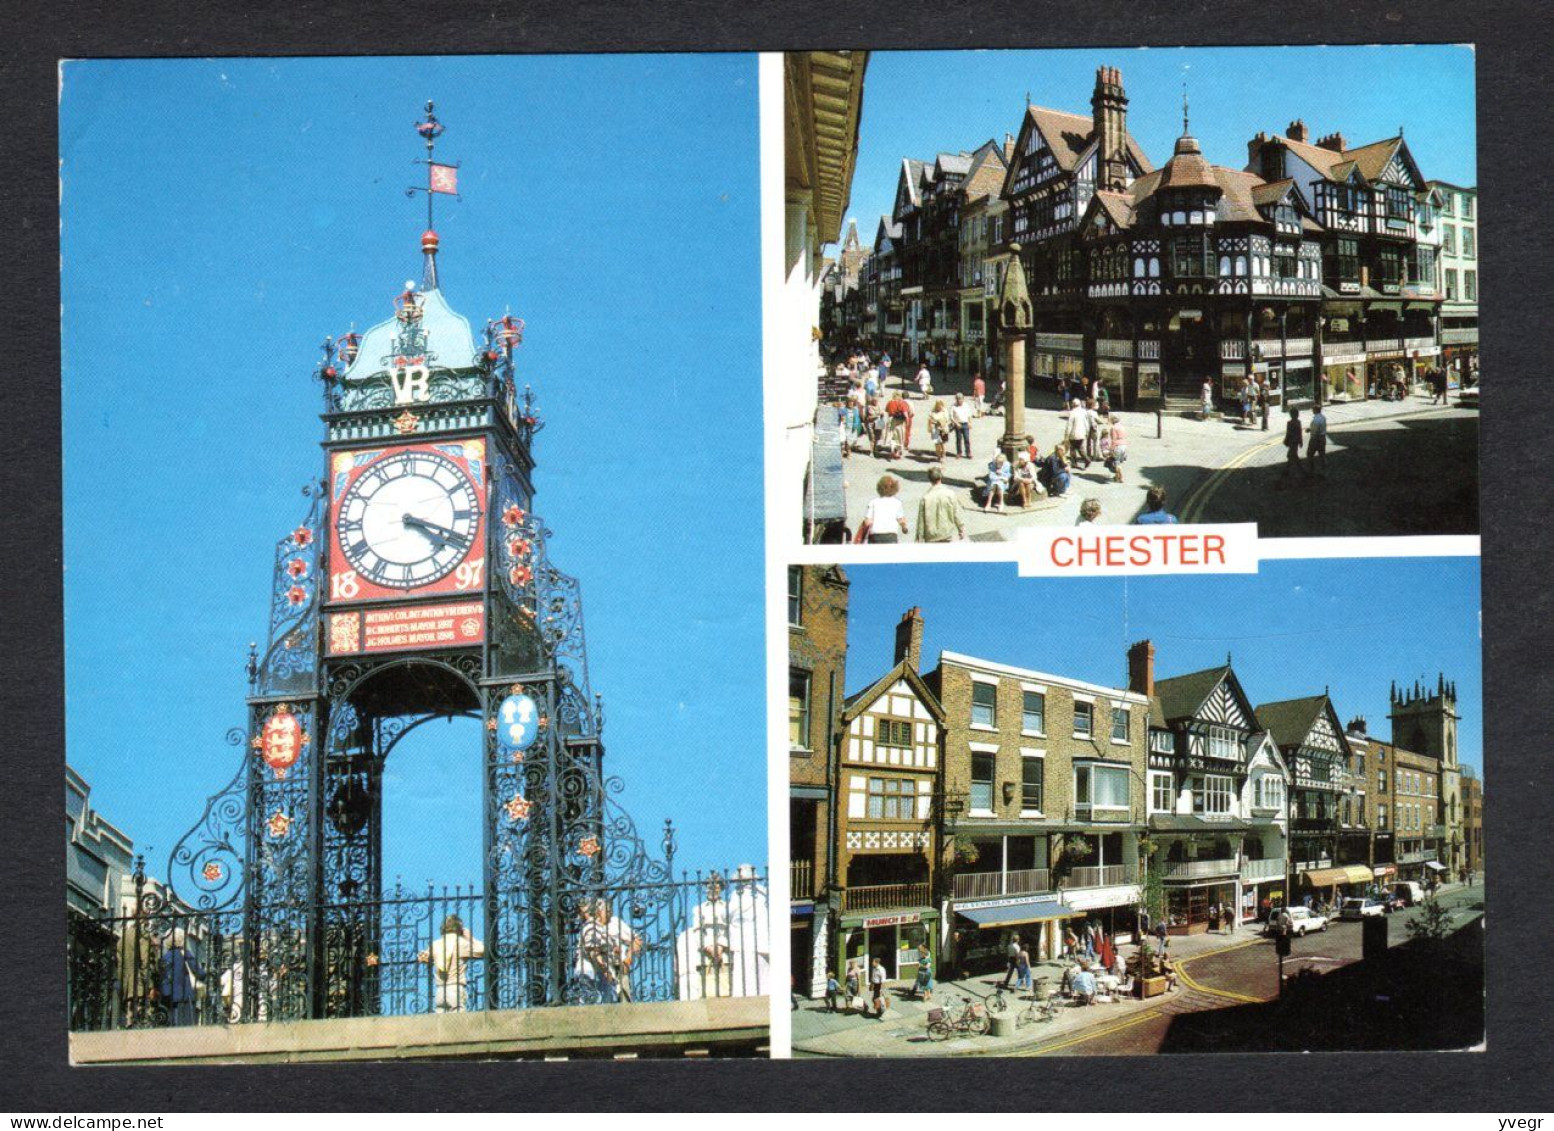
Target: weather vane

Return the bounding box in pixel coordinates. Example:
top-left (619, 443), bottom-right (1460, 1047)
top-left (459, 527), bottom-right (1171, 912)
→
top-left (406, 100), bottom-right (461, 236)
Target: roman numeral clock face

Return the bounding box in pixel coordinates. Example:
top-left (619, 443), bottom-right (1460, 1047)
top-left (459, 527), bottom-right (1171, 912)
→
top-left (329, 444), bottom-right (487, 601)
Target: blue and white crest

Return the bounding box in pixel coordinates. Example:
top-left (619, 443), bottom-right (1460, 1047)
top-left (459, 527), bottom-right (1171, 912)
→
top-left (497, 693), bottom-right (540, 751)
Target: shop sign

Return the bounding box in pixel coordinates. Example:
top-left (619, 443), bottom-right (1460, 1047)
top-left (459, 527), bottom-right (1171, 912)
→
top-left (863, 912), bottom-right (922, 929)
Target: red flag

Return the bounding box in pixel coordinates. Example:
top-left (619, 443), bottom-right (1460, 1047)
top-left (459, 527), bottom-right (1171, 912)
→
top-left (429, 163), bottom-right (458, 195)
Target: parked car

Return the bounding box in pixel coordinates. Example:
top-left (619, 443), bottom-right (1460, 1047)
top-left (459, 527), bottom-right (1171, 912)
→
top-left (1340, 897), bottom-right (1386, 920)
top-left (1392, 881), bottom-right (1426, 907)
top-left (1267, 906), bottom-right (1329, 936)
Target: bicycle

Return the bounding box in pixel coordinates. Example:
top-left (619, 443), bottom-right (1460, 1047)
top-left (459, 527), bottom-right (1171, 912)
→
top-left (1013, 980), bottom-right (1060, 1027)
top-left (925, 994), bottom-right (990, 1041)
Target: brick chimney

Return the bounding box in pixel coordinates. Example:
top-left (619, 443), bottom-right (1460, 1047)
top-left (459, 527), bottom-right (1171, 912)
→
top-left (1127, 639), bottom-right (1155, 697)
top-left (1246, 130), bottom-right (1268, 174)
top-left (1090, 66), bottom-right (1130, 192)
top-left (1287, 119), bottom-right (1309, 144)
top-left (1317, 131), bottom-right (1348, 154)
top-left (1003, 132), bottom-right (1015, 162)
top-left (894, 607), bottom-right (925, 672)
top-left (1348, 715), bottom-right (1368, 735)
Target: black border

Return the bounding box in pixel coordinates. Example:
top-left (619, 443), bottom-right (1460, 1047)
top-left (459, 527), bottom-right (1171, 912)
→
top-left (6, 0), bottom-right (1550, 1112)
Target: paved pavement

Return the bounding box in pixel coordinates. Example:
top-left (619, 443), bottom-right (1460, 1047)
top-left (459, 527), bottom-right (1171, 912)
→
top-left (832, 366), bottom-right (1476, 540)
top-left (791, 879), bottom-right (1484, 1058)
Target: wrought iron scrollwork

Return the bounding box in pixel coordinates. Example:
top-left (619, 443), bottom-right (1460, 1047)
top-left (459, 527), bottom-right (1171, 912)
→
top-left (253, 483), bottom-right (326, 697)
top-left (165, 727), bottom-right (249, 911)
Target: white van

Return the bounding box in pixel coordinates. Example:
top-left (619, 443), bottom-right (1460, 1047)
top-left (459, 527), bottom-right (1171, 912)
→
top-left (1392, 881), bottom-right (1426, 907)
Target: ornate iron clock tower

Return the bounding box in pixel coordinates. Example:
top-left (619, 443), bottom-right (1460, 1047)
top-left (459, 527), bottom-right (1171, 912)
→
top-left (167, 104), bottom-right (676, 1020)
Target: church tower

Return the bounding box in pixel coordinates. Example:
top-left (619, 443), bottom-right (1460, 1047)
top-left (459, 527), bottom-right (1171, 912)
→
top-left (1389, 673), bottom-right (1463, 872)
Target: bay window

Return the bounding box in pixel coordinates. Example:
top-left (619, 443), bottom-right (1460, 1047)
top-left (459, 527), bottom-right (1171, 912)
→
top-left (1075, 762), bottom-right (1130, 818)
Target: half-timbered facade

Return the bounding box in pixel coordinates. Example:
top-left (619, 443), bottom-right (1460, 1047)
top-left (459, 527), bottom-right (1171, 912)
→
top-left (1240, 733), bottom-right (1291, 921)
top-left (1138, 646), bottom-right (1264, 932)
top-left (1000, 68), bottom-right (1154, 391)
top-left (868, 215), bottom-right (905, 360)
top-left (1255, 693), bottom-right (1364, 899)
top-left (833, 639), bottom-right (946, 984)
top-left (1074, 127), bottom-right (1326, 408)
top-left (1246, 123), bottom-right (1445, 401)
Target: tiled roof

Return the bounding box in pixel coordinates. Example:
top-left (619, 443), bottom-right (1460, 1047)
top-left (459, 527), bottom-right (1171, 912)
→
top-left (1153, 665), bottom-right (1231, 724)
top-left (1092, 191), bottom-right (1136, 229)
top-left (1343, 136), bottom-right (1403, 182)
top-left (1024, 105), bottom-right (1154, 175)
top-left (1253, 694), bottom-right (1329, 750)
top-left (1157, 134), bottom-right (1218, 190)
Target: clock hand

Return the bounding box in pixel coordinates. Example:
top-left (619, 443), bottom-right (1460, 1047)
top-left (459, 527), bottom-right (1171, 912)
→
top-left (402, 514), bottom-right (472, 548)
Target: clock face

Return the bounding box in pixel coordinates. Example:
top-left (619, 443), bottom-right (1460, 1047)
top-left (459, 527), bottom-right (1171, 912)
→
top-left (335, 449), bottom-right (481, 590)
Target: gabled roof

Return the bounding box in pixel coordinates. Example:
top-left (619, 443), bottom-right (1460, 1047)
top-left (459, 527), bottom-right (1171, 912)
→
top-left (1251, 178), bottom-right (1297, 208)
top-left (1090, 190), bottom-right (1137, 230)
top-left (874, 214), bottom-right (902, 245)
top-left (1017, 104), bottom-right (1155, 177)
top-left (935, 152), bottom-right (973, 178)
top-left (1254, 694), bottom-right (1353, 763)
top-left (1343, 136), bottom-right (1405, 183)
top-left (960, 140), bottom-right (1009, 204)
top-left (1153, 664), bottom-right (1233, 724)
top-left (1254, 695), bottom-right (1328, 750)
top-left (897, 158), bottom-right (927, 210)
top-left (842, 659), bottom-right (947, 725)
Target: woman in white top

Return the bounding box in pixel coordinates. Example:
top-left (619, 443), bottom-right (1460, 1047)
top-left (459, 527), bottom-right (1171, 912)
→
top-left (861, 475), bottom-right (909, 543)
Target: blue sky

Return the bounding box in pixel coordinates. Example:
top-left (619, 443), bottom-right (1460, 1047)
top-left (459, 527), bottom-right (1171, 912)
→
top-left (840, 557), bottom-right (1482, 774)
top-left (61, 56), bottom-right (765, 891)
top-left (837, 45), bottom-right (1476, 250)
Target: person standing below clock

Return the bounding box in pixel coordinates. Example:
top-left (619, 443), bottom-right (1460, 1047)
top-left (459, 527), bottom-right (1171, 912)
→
top-left (419, 914), bottom-right (486, 1012)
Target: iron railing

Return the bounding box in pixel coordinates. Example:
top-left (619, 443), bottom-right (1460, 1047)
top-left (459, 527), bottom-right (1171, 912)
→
top-left (952, 867), bottom-right (1051, 901)
top-left (67, 867), bottom-right (769, 1033)
top-left (841, 882), bottom-right (930, 912)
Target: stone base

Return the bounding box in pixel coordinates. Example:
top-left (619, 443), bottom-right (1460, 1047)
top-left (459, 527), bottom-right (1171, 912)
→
top-left (961, 495), bottom-right (1064, 516)
top-left (69, 997), bottom-right (770, 1064)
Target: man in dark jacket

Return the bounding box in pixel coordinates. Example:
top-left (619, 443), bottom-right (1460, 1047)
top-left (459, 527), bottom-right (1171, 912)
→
top-left (1283, 408), bottom-right (1304, 480)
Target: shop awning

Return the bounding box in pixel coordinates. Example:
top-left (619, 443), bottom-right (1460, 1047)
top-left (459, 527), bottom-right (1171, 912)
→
top-left (957, 897), bottom-right (1072, 929)
top-left (1424, 860), bottom-right (1447, 872)
top-left (1302, 865), bottom-right (1372, 886)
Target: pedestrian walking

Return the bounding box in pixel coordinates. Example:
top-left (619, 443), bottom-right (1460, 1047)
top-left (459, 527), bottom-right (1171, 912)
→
top-left (870, 958), bottom-right (888, 1020)
top-left (972, 371), bottom-right (987, 416)
top-left (913, 944), bottom-right (935, 1002)
top-left (914, 465), bottom-right (966, 542)
top-left (1208, 903), bottom-right (1220, 933)
top-left (927, 398), bottom-right (950, 462)
top-left (1016, 947), bottom-right (1032, 992)
top-left (844, 960), bottom-right (861, 1013)
top-left (1283, 407), bottom-right (1305, 480)
top-left (1154, 918), bottom-right (1169, 954)
top-left (1201, 377), bottom-right (1215, 419)
top-left (824, 972), bottom-right (842, 1012)
top-left (883, 392), bottom-right (912, 458)
top-left (1085, 398), bottom-right (1102, 461)
top-left (950, 394), bottom-right (973, 459)
top-left (1307, 404), bottom-right (1328, 477)
top-left (1103, 412), bottom-right (1127, 483)
top-left (1000, 935), bottom-right (1021, 990)
top-left (1134, 484), bottom-right (1179, 525)
top-left (857, 474), bottom-right (909, 544)
top-left (1066, 399), bottom-right (1091, 469)
top-left (916, 363), bottom-right (932, 400)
